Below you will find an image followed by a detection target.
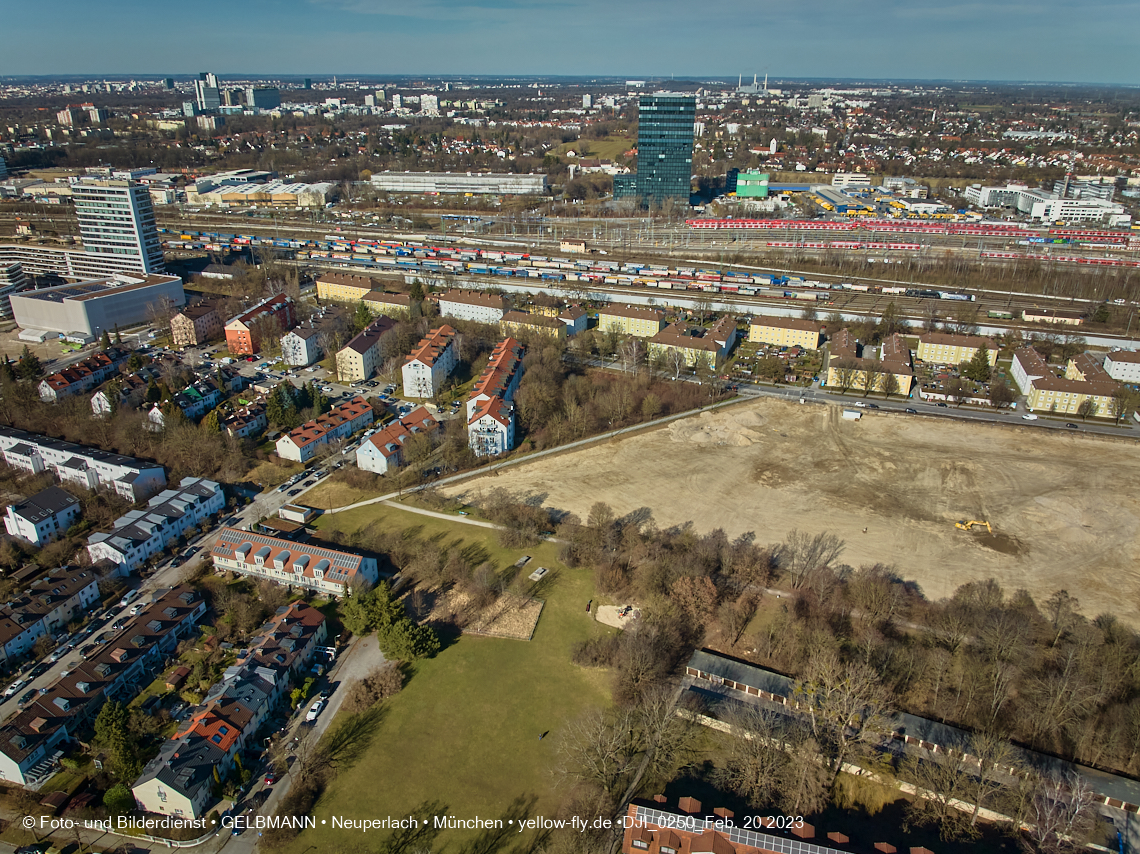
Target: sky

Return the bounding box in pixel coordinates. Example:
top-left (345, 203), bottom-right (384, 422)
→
top-left (4, 0), bottom-right (1140, 85)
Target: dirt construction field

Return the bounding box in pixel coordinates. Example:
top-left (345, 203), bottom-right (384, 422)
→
top-left (444, 400), bottom-right (1140, 624)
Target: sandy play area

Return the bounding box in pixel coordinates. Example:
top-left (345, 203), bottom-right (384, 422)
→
top-left (445, 400), bottom-right (1140, 624)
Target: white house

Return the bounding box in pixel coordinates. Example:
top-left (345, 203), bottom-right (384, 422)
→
top-left (356, 407), bottom-right (441, 474)
top-left (210, 528), bottom-right (378, 597)
top-left (402, 326), bottom-right (458, 399)
top-left (281, 326), bottom-right (323, 367)
top-left (468, 398), bottom-right (516, 457)
top-left (466, 338), bottom-right (525, 457)
top-left (86, 477), bottom-right (224, 573)
top-left (4, 487), bottom-right (81, 547)
top-left (560, 306), bottom-right (588, 336)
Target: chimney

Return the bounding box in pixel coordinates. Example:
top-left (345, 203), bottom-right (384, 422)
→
top-left (652, 795), bottom-right (667, 804)
top-left (828, 833), bottom-right (850, 844)
top-left (713, 808), bottom-right (733, 819)
top-left (677, 797), bottom-right (701, 815)
top-left (874, 845), bottom-right (897, 854)
top-left (792, 823), bottom-right (814, 840)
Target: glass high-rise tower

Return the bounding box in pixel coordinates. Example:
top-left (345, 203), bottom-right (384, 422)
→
top-left (73, 179), bottom-right (165, 274)
top-left (614, 92), bottom-right (695, 206)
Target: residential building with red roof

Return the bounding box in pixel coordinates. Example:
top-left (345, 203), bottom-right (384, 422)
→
top-left (274, 395), bottom-right (374, 462)
top-left (402, 325), bottom-right (458, 399)
top-left (223, 293), bottom-right (296, 355)
top-left (467, 338), bottom-right (525, 457)
top-left (210, 527), bottom-right (378, 597)
top-left (356, 406), bottom-right (441, 474)
top-left (37, 350), bottom-right (126, 403)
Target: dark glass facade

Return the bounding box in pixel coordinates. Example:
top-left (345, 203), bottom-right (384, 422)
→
top-left (615, 93), bottom-right (695, 205)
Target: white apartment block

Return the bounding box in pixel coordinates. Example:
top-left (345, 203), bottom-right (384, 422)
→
top-left (402, 326), bottom-right (458, 399)
top-left (0, 428), bottom-right (166, 502)
top-left (281, 326), bottom-right (323, 367)
top-left (211, 528), bottom-right (378, 598)
top-left (1104, 350), bottom-right (1140, 384)
top-left (4, 487), bottom-right (81, 547)
top-left (86, 477), bottom-right (224, 573)
top-left (274, 396), bottom-right (374, 463)
top-left (437, 289), bottom-right (509, 325)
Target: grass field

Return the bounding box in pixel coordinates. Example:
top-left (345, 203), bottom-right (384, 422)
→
top-left (288, 505), bottom-right (615, 851)
top-left (554, 135), bottom-right (633, 162)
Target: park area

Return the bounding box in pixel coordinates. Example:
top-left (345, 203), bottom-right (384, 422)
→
top-left (441, 398), bottom-right (1140, 625)
top-left (283, 504), bottom-right (614, 851)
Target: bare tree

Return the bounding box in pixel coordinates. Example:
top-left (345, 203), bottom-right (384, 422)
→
top-left (860, 360), bottom-right (883, 397)
top-left (831, 358), bottom-right (859, 395)
top-left (779, 529), bottom-right (845, 589)
top-left (1110, 386), bottom-right (1139, 425)
top-left (1026, 771), bottom-right (1100, 854)
top-left (665, 347), bottom-right (688, 381)
top-left (793, 648), bottom-right (892, 783)
top-left (619, 337), bottom-right (645, 374)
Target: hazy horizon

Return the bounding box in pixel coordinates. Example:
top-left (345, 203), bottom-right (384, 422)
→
top-left (4, 0), bottom-right (1139, 86)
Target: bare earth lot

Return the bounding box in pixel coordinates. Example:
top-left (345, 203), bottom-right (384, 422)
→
top-left (445, 400), bottom-right (1140, 624)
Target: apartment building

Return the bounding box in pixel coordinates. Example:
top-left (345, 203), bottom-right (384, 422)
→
top-left (468, 338), bottom-right (525, 457)
top-left (363, 290), bottom-right (413, 318)
top-left (597, 304), bottom-right (666, 338)
top-left (224, 294), bottom-right (296, 355)
top-left (499, 310), bottom-right (566, 340)
top-left (274, 396), bottom-right (374, 462)
top-left (438, 289), bottom-right (509, 325)
top-left (1104, 350), bottom-right (1140, 384)
top-left (281, 326), bottom-right (323, 367)
top-left (336, 316), bottom-right (397, 383)
top-left (647, 315), bottom-right (738, 368)
top-left (748, 315), bottom-right (823, 349)
top-left (356, 407), bottom-right (442, 474)
top-left (4, 487), bottom-right (81, 547)
top-left (0, 427), bottom-right (167, 502)
top-left (1012, 347), bottom-right (1119, 415)
top-left (559, 306), bottom-right (588, 336)
top-left (916, 332), bottom-right (998, 367)
top-left (825, 328), bottom-right (914, 396)
top-left (211, 528), bottom-right (378, 597)
top-left (86, 477), bottom-right (224, 573)
top-left (402, 326), bottom-right (458, 399)
top-left (0, 586), bottom-right (206, 787)
top-left (316, 271), bottom-right (377, 303)
top-left (170, 302), bottom-right (221, 347)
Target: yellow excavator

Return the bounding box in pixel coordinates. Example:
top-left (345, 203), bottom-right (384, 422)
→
top-left (955, 520), bottom-right (992, 533)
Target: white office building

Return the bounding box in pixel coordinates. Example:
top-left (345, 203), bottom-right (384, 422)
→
top-left (964, 183), bottom-right (1126, 223)
top-left (370, 172), bottom-right (548, 195)
top-left (71, 179), bottom-right (165, 275)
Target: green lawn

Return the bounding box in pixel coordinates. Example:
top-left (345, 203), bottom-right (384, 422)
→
top-left (290, 507), bottom-right (614, 851)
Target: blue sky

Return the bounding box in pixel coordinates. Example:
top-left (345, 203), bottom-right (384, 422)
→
top-left (4, 0), bottom-right (1139, 85)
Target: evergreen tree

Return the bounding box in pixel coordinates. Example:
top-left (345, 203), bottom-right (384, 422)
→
top-left (352, 301), bottom-right (373, 334)
top-left (409, 280), bottom-right (425, 302)
top-left (16, 346), bottom-right (42, 381)
top-left (114, 325), bottom-right (123, 346)
top-left (100, 329), bottom-right (112, 350)
top-left (145, 379), bottom-right (162, 403)
top-left (0, 356), bottom-right (16, 385)
top-left (202, 409), bottom-right (222, 433)
top-left (127, 352), bottom-right (145, 372)
top-left (963, 346), bottom-right (992, 383)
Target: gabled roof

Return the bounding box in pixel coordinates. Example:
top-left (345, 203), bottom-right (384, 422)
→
top-left (405, 326), bottom-right (457, 368)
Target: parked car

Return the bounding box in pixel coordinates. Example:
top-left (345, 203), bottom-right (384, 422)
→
top-left (1022, 414), bottom-right (1039, 421)
top-left (904, 408), bottom-right (918, 414)
top-left (1065, 422), bottom-right (1079, 429)
top-left (936, 402), bottom-right (948, 408)
top-left (288, 489), bottom-right (302, 497)
top-left (17, 689), bottom-right (35, 706)
top-left (305, 698), bottom-right (325, 722)
top-left (854, 401), bottom-right (866, 408)
top-left (264, 772), bottom-right (278, 786)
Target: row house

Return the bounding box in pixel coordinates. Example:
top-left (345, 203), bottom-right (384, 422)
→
top-left (86, 477), bottom-right (224, 573)
top-left (211, 528), bottom-right (378, 598)
top-left (0, 586), bottom-right (206, 787)
top-left (356, 406), bottom-right (441, 474)
top-left (0, 427), bottom-right (166, 502)
top-left (38, 350), bottom-right (126, 403)
top-left (222, 401), bottom-right (268, 440)
top-left (132, 603), bottom-right (326, 818)
top-left (0, 567), bottom-right (101, 665)
top-left (468, 338), bottom-right (525, 458)
top-left (274, 396), bottom-right (374, 463)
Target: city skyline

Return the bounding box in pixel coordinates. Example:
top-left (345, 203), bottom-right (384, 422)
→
top-left (3, 0), bottom-right (1139, 86)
